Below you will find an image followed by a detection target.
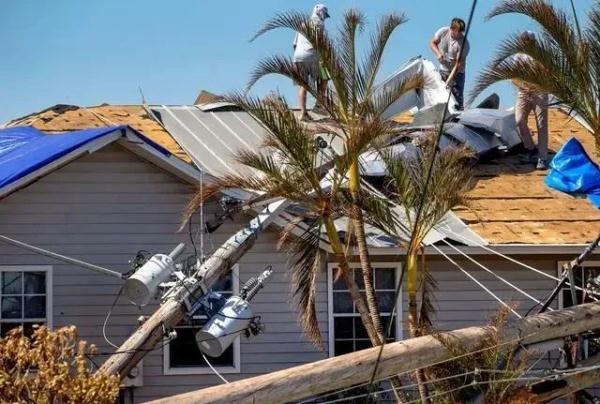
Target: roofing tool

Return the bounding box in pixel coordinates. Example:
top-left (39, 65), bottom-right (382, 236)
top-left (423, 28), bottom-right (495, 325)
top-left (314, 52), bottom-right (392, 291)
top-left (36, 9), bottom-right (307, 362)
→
top-left (194, 266), bottom-right (273, 358)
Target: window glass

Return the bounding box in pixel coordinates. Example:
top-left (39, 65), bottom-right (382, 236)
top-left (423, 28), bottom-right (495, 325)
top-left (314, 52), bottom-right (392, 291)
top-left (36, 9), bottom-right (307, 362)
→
top-left (331, 267), bottom-right (399, 356)
top-left (0, 269), bottom-right (48, 338)
top-left (168, 270), bottom-right (237, 370)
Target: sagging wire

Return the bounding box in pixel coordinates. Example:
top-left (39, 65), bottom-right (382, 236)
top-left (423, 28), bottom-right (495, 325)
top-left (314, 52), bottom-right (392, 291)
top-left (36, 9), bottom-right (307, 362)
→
top-left (432, 244), bottom-right (522, 318)
top-left (440, 239), bottom-right (549, 309)
top-left (202, 353), bottom-right (230, 384)
top-left (103, 285), bottom-right (125, 349)
top-left (365, 0), bottom-right (480, 397)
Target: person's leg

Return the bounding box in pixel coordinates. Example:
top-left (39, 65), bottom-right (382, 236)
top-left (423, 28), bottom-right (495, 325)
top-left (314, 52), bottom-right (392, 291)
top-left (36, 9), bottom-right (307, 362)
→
top-left (453, 72), bottom-right (466, 110)
top-left (515, 88), bottom-right (536, 151)
top-left (298, 86), bottom-right (308, 115)
top-left (534, 93), bottom-right (549, 160)
top-left (294, 61), bottom-right (310, 120)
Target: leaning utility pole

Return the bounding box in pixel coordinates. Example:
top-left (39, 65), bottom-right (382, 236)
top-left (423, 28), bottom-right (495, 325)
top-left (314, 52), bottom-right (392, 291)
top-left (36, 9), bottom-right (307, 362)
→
top-left (147, 302), bottom-right (600, 404)
top-left (99, 199), bottom-right (289, 378)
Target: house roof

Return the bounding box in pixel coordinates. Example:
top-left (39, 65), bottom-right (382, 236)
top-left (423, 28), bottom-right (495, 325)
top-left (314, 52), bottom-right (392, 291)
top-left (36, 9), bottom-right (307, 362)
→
top-left (4, 104), bottom-right (192, 164)
top-left (5, 103), bottom-right (597, 246)
top-left (454, 109), bottom-right (600, 245)
top-left (149, 104), bottom-right (269, 177)
top-left (0, 125), bottom-right (201, 199)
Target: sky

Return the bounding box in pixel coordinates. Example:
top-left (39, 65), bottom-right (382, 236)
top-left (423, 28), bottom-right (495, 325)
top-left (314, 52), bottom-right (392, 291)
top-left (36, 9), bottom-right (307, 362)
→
top-left (0, 0), bottom-right (593, 124)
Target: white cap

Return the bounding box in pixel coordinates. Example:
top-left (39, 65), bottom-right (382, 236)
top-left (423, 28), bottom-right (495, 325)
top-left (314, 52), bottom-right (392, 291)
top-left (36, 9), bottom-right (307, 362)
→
top-left (313, 4), bottom-right (330, 20)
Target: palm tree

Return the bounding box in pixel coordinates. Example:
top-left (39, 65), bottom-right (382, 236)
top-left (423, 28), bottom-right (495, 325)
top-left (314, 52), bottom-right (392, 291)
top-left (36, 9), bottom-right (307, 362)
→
top-left (471, 0), bottom-right (600, 158)
top-left (184, 94), bottom-right (377, 343)
top-left (381, 135), bottom-right (474, 401)
top-left (249, 8), bottom-right (423, 346)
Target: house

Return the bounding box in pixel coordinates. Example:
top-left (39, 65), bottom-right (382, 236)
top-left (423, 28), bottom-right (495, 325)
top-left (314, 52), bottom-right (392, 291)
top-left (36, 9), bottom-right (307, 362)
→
top-left (1, 101), bottom-right (599, 403)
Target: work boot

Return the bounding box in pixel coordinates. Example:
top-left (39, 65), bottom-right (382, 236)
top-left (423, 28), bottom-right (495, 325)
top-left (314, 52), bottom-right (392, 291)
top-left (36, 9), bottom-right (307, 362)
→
top-left (300, 112), bottom-right (313, 122)
top-left (536, 158), bottom-right (548, 170)
top-left (311, 103), bottom-right (328, 116)
top-left (519, 149), bottom-right (538, 164)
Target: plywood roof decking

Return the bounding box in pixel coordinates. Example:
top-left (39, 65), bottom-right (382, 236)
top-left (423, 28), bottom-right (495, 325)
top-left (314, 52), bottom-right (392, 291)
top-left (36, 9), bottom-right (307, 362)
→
top-left (456, 109), bottom-right (600, 244)
top-left (6, 104), bottom-right (597, 245)
top-left (6, 104), bottom-right (192, 164)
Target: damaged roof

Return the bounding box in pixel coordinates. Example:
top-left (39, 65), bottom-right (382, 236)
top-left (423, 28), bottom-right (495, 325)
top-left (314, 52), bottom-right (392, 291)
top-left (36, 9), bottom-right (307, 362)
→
top-left (5, 103), bottom-right (598, 246)
top-left (455, 108), bottom-right (600, 245)
top-left (4, 104), bottom-right (192, 164)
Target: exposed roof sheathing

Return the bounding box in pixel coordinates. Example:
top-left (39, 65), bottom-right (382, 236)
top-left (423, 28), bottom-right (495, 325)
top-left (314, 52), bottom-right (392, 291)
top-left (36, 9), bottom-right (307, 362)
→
top-left (454, 109), bottom-right (600, 245)
top-left (6, 104), bottom-right (192, 164)
top-left (6, 104), bottom-right (598, 245)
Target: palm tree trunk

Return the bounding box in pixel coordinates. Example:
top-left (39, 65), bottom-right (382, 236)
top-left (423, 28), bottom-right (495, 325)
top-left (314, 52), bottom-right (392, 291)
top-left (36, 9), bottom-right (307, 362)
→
top-left (324, 217), bottom-right (407, 403)
top-left (324, 217), bottom-right (381, 344)
top-left (407, 246), bottom-right (430, 404)
top-left (349, 162), bottom-right (386, 341)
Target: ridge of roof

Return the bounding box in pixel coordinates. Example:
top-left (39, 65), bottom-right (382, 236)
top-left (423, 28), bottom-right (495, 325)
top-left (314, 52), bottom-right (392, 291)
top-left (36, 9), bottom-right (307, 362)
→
top-left (5, 104), bottom-right (192, 164)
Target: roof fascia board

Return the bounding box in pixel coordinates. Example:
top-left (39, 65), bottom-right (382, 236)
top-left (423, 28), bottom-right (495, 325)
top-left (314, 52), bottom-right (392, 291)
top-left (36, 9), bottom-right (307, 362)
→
top-left (117, 128), bottom-right (206, 185)
top-left (367, 244), bottom-right (597, 256)
top-left (0, 131), bottom-right (122, 200)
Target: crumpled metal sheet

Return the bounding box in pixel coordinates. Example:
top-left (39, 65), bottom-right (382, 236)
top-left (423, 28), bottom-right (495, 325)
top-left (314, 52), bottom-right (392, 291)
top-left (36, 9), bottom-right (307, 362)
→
top-left (458, 108), bottom-right (522, 148)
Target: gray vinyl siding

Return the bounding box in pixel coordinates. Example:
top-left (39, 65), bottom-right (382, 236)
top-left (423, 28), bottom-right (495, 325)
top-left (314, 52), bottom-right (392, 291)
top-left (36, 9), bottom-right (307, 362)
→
top-left (0, 141), bottom-right (586, 402)
top-left (0, 143), bottom-right (326, 403)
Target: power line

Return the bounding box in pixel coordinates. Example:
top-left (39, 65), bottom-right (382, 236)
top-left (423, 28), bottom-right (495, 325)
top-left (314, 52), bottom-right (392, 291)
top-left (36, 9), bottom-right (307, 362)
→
top-left (432, 244), bottom-right (522, 318)
top-left (440, 239), bottom-right (550, 309)
top-left (366, 0), bottom-right (480, 396)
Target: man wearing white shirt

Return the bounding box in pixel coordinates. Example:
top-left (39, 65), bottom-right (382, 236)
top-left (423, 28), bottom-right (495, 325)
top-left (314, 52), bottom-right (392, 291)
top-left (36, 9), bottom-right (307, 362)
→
top-left (293, 4), bottom-right (330, 121)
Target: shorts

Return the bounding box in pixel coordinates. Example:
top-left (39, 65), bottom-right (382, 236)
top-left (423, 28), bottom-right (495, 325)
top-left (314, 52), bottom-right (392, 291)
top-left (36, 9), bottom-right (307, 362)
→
top-left (294, 57), bottom-right (329, 85)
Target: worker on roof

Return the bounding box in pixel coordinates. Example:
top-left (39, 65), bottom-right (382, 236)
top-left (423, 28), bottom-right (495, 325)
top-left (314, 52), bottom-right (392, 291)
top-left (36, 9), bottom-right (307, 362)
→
top-left (293, 4), bottom-right (331, 122)
top-left (512, 31), bottom-right (549, 170)
top-left (430, 18), bottom-right (470, 110)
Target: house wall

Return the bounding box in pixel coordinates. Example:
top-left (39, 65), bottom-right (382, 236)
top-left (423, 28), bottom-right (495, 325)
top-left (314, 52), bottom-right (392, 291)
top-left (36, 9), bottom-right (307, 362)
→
top-left (0, 143), bottom-right (326, 403)
top-left (0, 143), bottom-right (594, 402)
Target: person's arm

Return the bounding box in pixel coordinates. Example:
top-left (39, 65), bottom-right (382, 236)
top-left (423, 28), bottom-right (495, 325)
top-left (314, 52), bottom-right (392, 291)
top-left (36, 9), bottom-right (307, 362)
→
top-left (445, 41), bottom-right (468, 87)
top-left (430, 36), bottom-right (444, 63)
top-left (445, 59), bottom-right (463, 88)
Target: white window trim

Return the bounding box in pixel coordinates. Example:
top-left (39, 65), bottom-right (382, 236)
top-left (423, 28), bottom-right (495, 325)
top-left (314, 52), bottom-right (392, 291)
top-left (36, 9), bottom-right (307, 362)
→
top-left (557, 260), bottom-right (600, 309)
top-left (327, 262), bottom-right (402, 357)
top-left (0, 266), bottom-right (53, 329)
top-left (163, 264), bottom-right (240, 375)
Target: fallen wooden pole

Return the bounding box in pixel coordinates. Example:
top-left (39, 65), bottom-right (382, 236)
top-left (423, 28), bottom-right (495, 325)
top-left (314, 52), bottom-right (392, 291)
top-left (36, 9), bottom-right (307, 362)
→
top-left (147, 301), bottom-right (600, 404)
top-left (98, 200), bottom-right (289, 378)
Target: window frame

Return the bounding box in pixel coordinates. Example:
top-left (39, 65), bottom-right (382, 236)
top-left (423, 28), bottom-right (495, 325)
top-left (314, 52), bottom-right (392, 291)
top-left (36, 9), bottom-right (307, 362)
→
top-left (0, 266), bottom-right (53, 333)
top-left (327, 262), bottom-right (403, 358)
top-left (163, 264), bottom-right (240, 375)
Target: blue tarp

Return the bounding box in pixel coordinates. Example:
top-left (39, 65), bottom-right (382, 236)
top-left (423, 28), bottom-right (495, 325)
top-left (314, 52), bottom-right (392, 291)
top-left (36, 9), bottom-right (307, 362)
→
top-left (0, 125), bottom-right (170, 191)
top-left (545, 137), bottom-right (600, 208)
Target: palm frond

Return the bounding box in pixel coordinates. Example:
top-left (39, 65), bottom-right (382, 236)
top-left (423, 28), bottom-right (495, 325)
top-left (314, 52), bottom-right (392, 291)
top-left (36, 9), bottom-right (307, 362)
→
top-left (338, 9), bottom-right (366, 115)
top-left (361, 13), bottom-right (408, 100)
top-left (278, 217), bottom-right (325, 347)
top-left (487, 0), bottom-right (578, 62)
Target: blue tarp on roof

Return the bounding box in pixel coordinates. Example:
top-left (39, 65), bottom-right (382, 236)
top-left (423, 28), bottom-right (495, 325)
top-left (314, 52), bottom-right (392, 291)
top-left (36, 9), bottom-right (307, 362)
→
top-left (0, 125), bottom-right (170, 191)
top-left (545, 137), bottom-right (600, 208)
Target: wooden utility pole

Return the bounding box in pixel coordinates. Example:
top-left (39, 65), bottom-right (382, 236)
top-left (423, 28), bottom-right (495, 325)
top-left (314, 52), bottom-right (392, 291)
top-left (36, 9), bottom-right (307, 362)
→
top-left (99, 200), bottom-right (289, 378)
top-left (147, 302), bottom-right (600, 404)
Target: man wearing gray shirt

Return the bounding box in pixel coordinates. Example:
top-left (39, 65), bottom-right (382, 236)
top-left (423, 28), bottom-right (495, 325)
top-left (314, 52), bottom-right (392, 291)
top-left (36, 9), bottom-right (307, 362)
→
top-left (430, 18), bottom-right (470, 110)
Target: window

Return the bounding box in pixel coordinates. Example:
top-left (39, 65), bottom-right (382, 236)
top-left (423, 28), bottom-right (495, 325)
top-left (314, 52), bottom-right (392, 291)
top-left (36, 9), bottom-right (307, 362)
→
top-left (164, 265), bottom-right (240, 375)
top-left (0, 266), bottom-right (52, 337)
top-left (327, 263), bottom-right (402, 357)
top-left (558, 261), bottom-right (600, 359)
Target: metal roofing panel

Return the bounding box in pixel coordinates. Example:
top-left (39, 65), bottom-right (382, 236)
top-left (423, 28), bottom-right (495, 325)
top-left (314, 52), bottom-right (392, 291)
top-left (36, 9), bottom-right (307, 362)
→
top-left (150, 105), bottom-right (268, 177)
top-left (458, 109), bottom-right (522, 148)
top-left (444, 123), bottom-right (504, 155)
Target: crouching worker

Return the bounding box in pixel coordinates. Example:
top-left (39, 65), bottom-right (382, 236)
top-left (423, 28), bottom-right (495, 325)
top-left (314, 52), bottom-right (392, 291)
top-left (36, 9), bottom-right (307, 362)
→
top-left (430, 18), bottom-right (470, 110)
top-left (513, 31), bottom-right (549, 170)
top-left (293, 4), bottom-right (330, 121)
